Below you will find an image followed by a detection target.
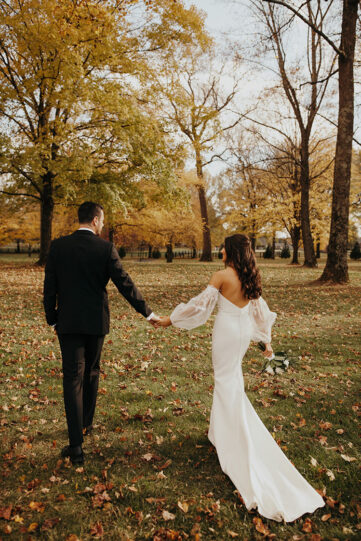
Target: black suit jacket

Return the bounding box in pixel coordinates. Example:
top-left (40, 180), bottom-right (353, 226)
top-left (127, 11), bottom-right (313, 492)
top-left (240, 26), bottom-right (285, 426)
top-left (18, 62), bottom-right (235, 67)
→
top-left (43, 230), bottom-right (152, 335)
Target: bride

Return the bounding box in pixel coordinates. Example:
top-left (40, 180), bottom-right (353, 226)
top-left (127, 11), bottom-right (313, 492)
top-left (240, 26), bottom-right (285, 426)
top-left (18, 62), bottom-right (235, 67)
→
top-left (157, 234), bottom-right (325, 522)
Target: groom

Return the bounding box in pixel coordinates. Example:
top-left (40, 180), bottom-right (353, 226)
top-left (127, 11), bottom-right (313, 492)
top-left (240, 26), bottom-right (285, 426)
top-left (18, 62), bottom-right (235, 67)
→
top-left (43, 201), bottom-right (158, 464)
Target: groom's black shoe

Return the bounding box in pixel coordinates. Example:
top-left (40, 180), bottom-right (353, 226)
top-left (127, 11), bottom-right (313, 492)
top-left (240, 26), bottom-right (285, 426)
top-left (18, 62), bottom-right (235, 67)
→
top-left (61, 445), bottom-right (84, 465)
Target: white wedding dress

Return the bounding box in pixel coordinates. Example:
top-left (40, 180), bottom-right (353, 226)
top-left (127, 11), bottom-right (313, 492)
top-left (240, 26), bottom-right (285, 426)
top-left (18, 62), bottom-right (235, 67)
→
top-left (170, 285), bottom-right (325, 522)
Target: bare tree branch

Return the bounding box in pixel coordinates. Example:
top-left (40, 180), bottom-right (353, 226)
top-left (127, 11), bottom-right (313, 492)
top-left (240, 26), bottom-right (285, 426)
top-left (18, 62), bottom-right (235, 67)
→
top-left (262, 0), bottom-right (343, 56)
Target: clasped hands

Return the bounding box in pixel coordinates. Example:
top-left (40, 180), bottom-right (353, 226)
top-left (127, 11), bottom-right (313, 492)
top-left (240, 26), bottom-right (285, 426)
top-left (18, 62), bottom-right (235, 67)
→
top-left (148, 315), bottom-right (171, 328)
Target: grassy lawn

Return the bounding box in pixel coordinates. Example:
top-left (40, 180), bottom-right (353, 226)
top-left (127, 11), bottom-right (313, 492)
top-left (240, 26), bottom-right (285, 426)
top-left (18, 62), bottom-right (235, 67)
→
top-left (0, 256), bottom-right (360, 540)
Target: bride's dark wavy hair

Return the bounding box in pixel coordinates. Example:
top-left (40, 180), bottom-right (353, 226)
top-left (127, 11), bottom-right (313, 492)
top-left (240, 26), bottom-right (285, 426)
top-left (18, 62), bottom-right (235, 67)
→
top-left (224, 234), bottom-right (262, 299)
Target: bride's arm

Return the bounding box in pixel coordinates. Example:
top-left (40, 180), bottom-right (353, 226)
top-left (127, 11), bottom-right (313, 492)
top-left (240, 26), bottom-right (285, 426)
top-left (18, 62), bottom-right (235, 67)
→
top-left (249, 296), bottom-right (277, 344)
top-left (158, 272), bottom-right (223, 330)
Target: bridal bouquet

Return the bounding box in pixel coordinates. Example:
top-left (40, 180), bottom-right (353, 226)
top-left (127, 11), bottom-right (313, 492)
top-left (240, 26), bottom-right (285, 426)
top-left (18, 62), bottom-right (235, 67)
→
top-left (258, 342), bottom-right (291, 375)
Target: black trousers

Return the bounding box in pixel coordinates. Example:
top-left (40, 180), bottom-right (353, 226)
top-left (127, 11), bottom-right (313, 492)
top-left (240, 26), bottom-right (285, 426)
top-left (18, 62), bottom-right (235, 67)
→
top-left (58, 334), bottom-right (104, 447)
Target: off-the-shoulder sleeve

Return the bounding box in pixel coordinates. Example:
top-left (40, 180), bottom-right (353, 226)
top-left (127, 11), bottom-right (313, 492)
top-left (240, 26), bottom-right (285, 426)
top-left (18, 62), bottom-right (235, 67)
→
top-left (249, 296), bottom-right (277, 343)
top-left (170, 285), bottom-right (219, 330)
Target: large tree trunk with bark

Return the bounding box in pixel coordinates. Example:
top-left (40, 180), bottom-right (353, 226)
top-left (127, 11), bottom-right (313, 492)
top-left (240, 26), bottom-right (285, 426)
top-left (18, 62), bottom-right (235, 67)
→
top-left (300, 141), bottom-right (317, 267)
top-left (195, 153), bottom-right (212, 262)
top-left (37, 174), bottom-right (54, 265)
top-left (290, 225), bottom-right (301, 264)
top-left (320, 0), bottom-right (358, 283)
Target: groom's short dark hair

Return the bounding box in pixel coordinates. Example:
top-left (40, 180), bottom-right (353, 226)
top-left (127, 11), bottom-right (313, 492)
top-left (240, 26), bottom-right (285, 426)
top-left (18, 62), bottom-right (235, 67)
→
top-left (78, 202), bottom-right (104, 224)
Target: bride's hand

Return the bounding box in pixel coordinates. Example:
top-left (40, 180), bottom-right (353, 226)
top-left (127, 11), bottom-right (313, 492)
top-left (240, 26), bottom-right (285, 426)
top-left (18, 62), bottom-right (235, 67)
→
top-left (157, 316), bottom-right (172, 327)
top-left (263, 343), bottom-right (273, 358)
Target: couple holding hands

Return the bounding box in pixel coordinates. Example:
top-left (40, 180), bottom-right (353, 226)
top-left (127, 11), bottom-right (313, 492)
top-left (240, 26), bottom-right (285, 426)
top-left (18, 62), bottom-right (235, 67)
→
top-left (43, 201), bottom-right (324, 522)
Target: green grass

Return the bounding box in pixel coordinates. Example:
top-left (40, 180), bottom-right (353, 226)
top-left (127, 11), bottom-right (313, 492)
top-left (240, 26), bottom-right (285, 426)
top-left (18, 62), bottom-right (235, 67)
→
top-left (0, 257), bottom-right (360, 540)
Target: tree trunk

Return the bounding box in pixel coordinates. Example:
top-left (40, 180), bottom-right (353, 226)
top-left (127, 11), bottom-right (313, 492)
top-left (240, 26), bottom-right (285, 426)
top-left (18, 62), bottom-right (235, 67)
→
top-left (316, 241), bottom-right (321, 259)
top-left (195, 153), bottom-right (212, 262)
top-left (320, 0), bottom-right (358, 283)
top-left (300, 141), bottom-right (317, 267)
top-left (290, 225), bottom-right (301, 264)
top-left (166, 242), bottom-right (173, 263)
top-left (271, 235), bottom-right (276, 259)
top-left (37, 175), bottom-right (54, 265)
top-left (148, 244), bottom-right (152, 259)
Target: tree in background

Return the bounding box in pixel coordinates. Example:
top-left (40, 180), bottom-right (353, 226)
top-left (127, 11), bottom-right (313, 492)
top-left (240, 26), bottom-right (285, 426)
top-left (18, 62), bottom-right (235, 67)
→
top-left (216, 146), bottom-right (270, 250)
top-left (111, 170), bottom-right (203, 258)
top-left (151, 45), bottom-right (240, 261)
top-left (251, 0), bottom-right (337, 268)
top-left (0, 0), bottom-right (208, 264)
top-left (263, 0), bottom-right (360, 282)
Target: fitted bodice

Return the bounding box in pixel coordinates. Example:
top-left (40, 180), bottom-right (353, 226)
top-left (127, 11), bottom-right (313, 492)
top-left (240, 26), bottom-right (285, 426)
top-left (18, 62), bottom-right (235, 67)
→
top-left (217, 292), bottom-right (250, 316)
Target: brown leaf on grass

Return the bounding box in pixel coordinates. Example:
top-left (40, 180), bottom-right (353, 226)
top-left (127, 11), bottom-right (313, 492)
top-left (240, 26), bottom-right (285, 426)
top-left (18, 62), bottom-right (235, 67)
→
top-left (56, 494), bottom-right (66, 501)
top-left (325, 496), bottom-right (338, 508)
top-left (29, 501), bottom-right (45, 512)
top-left (3, 524), bottom-right (12, 534)
top-left (177, 501), bottom-right (189, 513)
top-left (0, 506), bottom-right (12, 520)
top-left (27, 522), bottom-right (39, 532)
top-left (162, 510), bottom-right (176, 521)
top-left (89, 522), bottom-right (104, 538)
top-left (66, 535), bottom-right (81, 541)
top-left (93, 483), bottom-right (107, 494)
top-left (302, 518), bottom-right (313, 533)
top-left (227, 530), bottom-right (238, 538)
top-left (319, 421), bottom-right (332, 430)
top-left (41, 517), bottom-right (60, 531)
top-left (321, 514), bottom-right (331, 521)
top-left (298, 418), bottom-right (306, 427)
top-left (153, 528), bottom-right (181, 541)
top-left (145, 497), bottom-right (166, 504)
top-left (340, 454), bottom-right (356, 462)
top-left (253, 516), bottom-right (270, 536)
top-left (318, 435), bottom-right (327, 446)
top-left (309, 535), bottom-right (323, 541)
top-left (190, 523), bottom-right (201, 540)
top-left (158, 459), bottom-right (172, 470)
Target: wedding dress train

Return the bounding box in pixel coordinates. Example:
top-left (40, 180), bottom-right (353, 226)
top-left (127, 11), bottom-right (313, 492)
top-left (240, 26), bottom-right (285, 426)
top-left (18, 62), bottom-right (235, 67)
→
top-left (170, 285), bottom-right (325, 522)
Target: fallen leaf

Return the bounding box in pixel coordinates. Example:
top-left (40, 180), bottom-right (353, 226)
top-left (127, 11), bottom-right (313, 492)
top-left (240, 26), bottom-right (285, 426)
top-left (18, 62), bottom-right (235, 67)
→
top-left (41, 517), bottom-right (60, 531)
top-left (340, 454), bottom-right (356, 462)
top-left (29, 501), bottom-right (45, 513)
top-left (321, 514), bottom-right (331, 522)
top-left (319, 421), bottom-right (332, 430)
top-left (89, 521), bottom-right (104, 538)
top-left (227, 531), bottom-right (238, 538)
top-left (162, 510), bottom-right (176, 521)
top-left (253, 516), bottom-right (270, 536)
top-left (0, 506), bottom-right (12, 520)
top-left (177, 501), bottom-right (189, 513)
top-left (302, 518), bottom-right (313, 533)
top-left (27, 522), bottom-right (39, 532)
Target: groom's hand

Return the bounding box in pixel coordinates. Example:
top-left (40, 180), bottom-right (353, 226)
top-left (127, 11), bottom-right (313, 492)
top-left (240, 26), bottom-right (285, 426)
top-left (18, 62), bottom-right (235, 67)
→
top-left (148, 314), bottom-right (161, 327)
top-left (157, 316), bottom-right (172, 327)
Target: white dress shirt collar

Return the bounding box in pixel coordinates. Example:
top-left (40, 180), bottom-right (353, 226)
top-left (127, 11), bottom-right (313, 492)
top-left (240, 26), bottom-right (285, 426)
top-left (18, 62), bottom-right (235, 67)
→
top-left (78, 227), bottom-right (95, 234)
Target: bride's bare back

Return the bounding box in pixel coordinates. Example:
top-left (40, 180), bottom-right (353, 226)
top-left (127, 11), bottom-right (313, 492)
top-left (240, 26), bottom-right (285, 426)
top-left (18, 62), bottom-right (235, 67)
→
top-left (209, 267), bottom-right (249, 309)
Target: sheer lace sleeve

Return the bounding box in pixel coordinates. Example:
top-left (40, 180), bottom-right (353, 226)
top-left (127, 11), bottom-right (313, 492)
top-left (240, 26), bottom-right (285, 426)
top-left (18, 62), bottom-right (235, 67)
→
top-left (249, 296), bottom-right (277, 343)
top-left (170, 285), bottom-right (219, 330)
